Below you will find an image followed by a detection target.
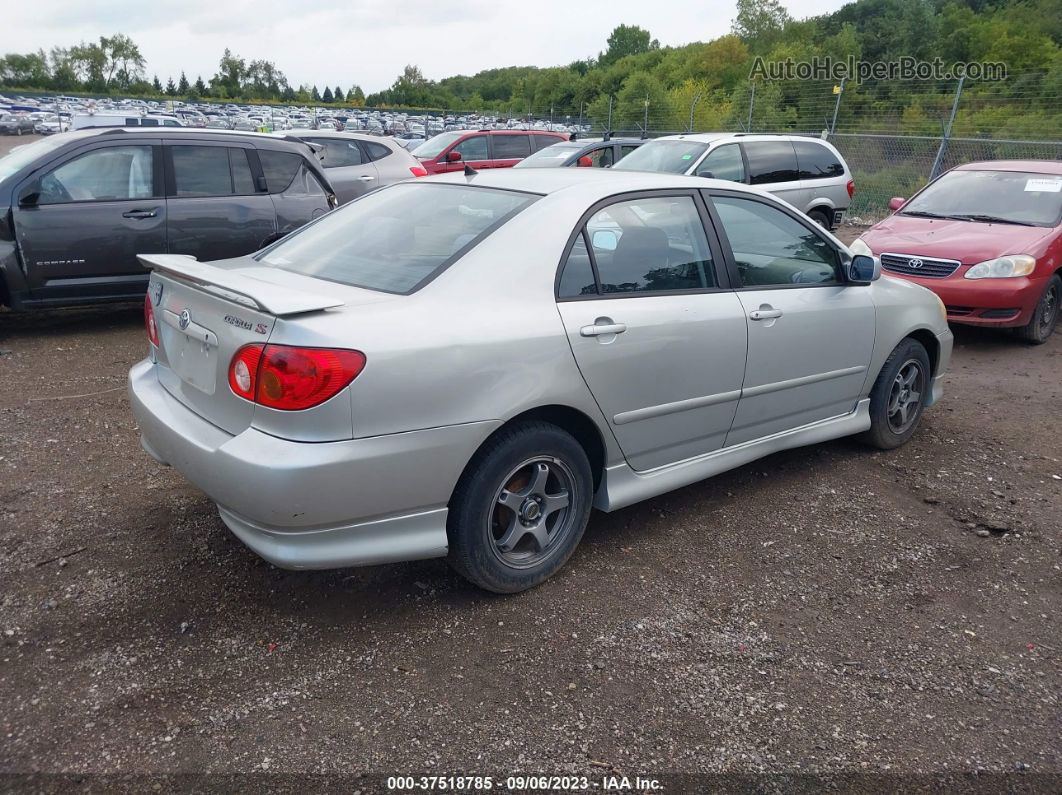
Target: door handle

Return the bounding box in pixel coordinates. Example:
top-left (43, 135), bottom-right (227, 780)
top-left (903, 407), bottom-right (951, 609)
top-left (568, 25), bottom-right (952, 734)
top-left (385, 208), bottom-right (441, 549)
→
top-left (580, 322), bottom-right (627, 337)
top-left (358, 175), bottom-right (376, 182)
top-left (122, 209), bottom-right (157, 219)
top-left (749, 307), bottom-right (783, 321)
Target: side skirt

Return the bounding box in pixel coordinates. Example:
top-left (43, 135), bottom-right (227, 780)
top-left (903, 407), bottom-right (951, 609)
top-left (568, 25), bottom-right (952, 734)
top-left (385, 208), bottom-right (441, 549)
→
top-left (594, 399), bottom-right (871, 512)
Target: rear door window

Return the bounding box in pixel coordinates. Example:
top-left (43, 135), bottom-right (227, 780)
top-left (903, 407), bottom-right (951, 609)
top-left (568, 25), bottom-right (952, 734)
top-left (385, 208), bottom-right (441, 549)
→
top-left (172, 146), bottom-right (235, 196)
top-left (493, 135), bottom-right (531, 159)
top-left (793, 141), bottom-right (844, 179)
top-left (258, 183), bottom-right (535, 293)
top-left (258, 150), bottom-right (303, 193)
top-left (743, 141), bottom-right (799, 185)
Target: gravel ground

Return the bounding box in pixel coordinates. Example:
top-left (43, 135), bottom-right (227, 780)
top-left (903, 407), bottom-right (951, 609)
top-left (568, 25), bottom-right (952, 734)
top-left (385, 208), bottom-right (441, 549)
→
top-left (0, 155), bottom-right (1059, 787)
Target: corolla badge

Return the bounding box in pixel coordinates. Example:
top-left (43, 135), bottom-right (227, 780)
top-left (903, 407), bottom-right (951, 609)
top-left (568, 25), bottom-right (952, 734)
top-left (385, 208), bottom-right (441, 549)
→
top-left (151, 282), bottom-right (163, 305)
top-left (178, 309), bottom-right (191, 330)
top-left (908, 258), bottom-right (924, 269)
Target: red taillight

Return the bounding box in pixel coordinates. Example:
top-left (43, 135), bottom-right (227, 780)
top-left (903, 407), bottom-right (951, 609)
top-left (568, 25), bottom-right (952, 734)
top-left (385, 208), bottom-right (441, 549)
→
top-left (228, 344), bottom-right (366, 410)
top-left (409, 165), bottom-right (428, 177)
top-left (144, 294), bottom-right (160, 347)
top-left (847, 179), bottom-right (855, 199)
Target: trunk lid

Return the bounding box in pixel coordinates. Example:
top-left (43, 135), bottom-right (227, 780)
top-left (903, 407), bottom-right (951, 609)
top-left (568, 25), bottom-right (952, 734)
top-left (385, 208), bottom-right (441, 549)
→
top-left (141, 254), bottom-right (386, 436)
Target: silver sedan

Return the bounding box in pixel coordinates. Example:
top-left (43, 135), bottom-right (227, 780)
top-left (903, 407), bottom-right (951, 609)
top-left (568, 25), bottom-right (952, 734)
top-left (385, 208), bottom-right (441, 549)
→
top-left (129, 170), bottom-right (953, 592)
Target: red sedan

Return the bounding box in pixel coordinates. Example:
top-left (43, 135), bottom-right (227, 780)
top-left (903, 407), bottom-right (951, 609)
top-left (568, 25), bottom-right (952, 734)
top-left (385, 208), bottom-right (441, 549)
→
top-left (854, 161), bottom-right (1061, 344)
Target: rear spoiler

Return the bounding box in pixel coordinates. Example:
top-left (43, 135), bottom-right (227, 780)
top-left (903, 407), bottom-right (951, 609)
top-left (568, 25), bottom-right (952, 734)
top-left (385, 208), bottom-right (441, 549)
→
top-left (138, 254), bottom-right (344, 316)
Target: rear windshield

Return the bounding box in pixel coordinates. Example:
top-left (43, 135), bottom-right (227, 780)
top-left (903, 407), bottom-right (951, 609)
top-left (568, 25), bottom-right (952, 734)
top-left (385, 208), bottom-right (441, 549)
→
top-left (902, 169), bottom-right (1062, 227)
top-left (613, 140), bottom-right (709, 174)
top-left (257, 182), bottom-right (537, 294)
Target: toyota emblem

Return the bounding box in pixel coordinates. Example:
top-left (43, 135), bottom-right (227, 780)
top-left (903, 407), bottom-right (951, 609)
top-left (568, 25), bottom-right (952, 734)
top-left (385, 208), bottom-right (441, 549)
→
top-left (908, 258), bottom-right (924, 269)
top-left (178, 309), bottom-right (191, 330)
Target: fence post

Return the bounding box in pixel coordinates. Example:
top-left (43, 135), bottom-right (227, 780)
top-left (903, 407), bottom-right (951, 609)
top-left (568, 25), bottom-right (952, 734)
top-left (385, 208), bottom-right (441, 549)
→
top-left (930, 74), bottom-right (965, 180)
top-left (688, 93), bottom-right (701, 133)
top-left (643, 93), bottom-right (650, 135)
top-left (746, 82), bottom-right (755, 132)
top-left (607, 95), bottom-right (613, 132)
top-left (830, 77), bottom-right (845, 135)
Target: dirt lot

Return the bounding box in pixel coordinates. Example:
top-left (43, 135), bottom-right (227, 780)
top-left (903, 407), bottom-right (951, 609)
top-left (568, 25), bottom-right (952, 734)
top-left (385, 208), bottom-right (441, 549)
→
top-left (0, 155), bottom-right (1059, 786)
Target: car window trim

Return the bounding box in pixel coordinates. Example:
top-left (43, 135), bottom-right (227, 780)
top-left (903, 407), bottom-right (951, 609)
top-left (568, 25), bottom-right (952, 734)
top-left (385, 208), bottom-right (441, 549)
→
top-left (23, 141), bottom-right (163, 207)
top-left (701, 187), bottom-right (846, 291)
top-left (555, 188), bottom-right (734, 303)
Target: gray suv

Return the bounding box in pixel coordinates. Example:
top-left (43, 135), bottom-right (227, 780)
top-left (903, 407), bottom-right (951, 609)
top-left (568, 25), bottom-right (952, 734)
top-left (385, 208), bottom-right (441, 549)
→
top-left (614, 133), bottom-right (854, 229)
top-left (0, 128), bottom-right (335, 311)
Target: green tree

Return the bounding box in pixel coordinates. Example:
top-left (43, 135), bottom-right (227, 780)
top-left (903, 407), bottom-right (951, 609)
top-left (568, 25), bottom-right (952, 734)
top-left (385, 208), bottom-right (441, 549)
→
top-left (311, 85), bottom-right (321, 102)
top-left (151, 74), bottom-right (162, 93)
top-left (322, 85), bottom-right (334, 102)
top-left (732, 0), bottom-right (792, 50)
top-left (194, 75), bottom-right (208, 96)
top-left (177, 71), bottom-right (189, 94)
top-left (334, 85), bottom-right (344, 102)
top-left (600, 25), bottom-right (659, 66)
top-left (165, 76), bottom-right (176, 95)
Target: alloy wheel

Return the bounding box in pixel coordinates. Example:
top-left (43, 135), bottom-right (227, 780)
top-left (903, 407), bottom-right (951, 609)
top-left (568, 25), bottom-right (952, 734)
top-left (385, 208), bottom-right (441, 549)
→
top-left (488, 457), bottom-right (577, 570)
top-left (887, 359), bottom-right (925, 434)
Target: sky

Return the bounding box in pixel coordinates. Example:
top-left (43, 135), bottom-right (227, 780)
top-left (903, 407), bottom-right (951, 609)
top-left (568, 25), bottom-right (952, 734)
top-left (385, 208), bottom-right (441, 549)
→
top-left (9, 0), bottom-right (852, 94)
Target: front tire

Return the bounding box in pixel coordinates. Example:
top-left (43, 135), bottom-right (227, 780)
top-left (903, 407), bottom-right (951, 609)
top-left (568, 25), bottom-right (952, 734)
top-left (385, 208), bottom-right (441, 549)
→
top-left (859, 338), bottom-right (931, 450)
top-left (1014, 274), bottom-right (1060, 345)
top-left (447, 422), bottom-right (593, 593)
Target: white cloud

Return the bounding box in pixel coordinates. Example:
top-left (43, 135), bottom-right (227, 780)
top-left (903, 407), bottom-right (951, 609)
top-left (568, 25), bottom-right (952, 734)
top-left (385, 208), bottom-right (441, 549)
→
top-left (8, 0), bottom-right (850, 93)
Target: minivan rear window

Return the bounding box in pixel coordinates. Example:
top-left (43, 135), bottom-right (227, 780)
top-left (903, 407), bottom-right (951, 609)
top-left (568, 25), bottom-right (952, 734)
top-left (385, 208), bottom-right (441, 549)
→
top-left (257, 183), bottom-right (537, 294)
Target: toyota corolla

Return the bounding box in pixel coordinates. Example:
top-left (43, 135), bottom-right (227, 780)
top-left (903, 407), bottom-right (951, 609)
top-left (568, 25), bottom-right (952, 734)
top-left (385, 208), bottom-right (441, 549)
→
top-left (129, 169), bottom-right (952, 592)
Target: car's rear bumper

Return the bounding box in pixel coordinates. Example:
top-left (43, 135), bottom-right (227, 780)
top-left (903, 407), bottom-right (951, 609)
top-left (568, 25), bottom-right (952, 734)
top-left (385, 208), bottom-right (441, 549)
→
top-left (885, 272), bottom-right (1047, 328)
top-left (129, 359), bottom-right (500, 569)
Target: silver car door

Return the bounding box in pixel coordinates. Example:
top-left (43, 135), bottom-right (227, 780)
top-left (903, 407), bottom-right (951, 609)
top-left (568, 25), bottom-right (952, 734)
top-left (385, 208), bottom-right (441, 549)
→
top-left (706, 191), bottom-right (875, 446)
top-left (312, 137), bottom-right (378, 203)
top-left (556, 192), bottom-right (748, 472)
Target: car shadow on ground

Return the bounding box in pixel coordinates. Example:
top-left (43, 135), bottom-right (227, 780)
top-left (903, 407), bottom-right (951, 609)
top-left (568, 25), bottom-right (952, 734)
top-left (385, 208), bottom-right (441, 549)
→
top-left (0, 303), bottom-right (143, 340)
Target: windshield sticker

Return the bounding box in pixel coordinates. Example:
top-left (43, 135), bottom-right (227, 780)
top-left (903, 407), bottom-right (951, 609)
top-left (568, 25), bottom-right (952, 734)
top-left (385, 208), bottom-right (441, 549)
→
top-left (1024, 178), bottom-right (1062, 193)
top-left (681, 154), bottom-right (693, 160)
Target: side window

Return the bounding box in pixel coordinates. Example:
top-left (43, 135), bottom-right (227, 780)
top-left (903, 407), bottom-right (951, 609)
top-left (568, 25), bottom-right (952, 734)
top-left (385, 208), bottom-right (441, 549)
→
top-left (283, 163), bottom-right (328, 198)
top-left (743, 141), bottom-right (799, 185)
top-left (230, 149), bottom-right (256, 194)
top-left (793, 141), bottom-right (844, 179)
top-left (140, 118), bottom-right (159, 127)
top-left (38, 145), bottom-right (154, 204)
top-left (316, 138), bottom-right (363, 167)
top-left (493, 135), bottom-right (531, 159)
top-left (584, 196), bottom-right (716, 294)
top-left (452, 135), bottom-right (488, 161)
top-left (163, 119), bottom-right (181, 127)
top-left (124, 118), bottom-right (139, 126)
top-left (558, 233), bottom-right (598, 298)
top-left (172, 146), bottom-right (234, 197)
top-left (712, 195), bottom-right (839, 287)
top-left (258, 150), bottom-right (302, 193)
top-left (533, 135), bottom-right (564, 152)
top-left (588, 146), bottom-right (614, 168)
top-left (362, 141), bottom-right (392, 162)
top-left (696, 144), bottom-right (745, 182)
top-left (620, 145), bottom-right (640, 159)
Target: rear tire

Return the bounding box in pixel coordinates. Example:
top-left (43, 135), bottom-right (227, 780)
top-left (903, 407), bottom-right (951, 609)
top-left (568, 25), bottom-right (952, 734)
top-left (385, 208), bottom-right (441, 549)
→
top-left (1014, 274), bottom-right (1060, 345)
top-left (859, 338), bottom-right (931, 450)
top-left (447, 421), bottom-right (593, 593)
top-left (808, 208), bottom-right (831, 230)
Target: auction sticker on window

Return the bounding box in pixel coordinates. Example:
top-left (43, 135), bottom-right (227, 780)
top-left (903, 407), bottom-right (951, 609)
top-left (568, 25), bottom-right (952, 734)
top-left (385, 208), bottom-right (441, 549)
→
top-left (1024, 178), bottom-right (1062, 192)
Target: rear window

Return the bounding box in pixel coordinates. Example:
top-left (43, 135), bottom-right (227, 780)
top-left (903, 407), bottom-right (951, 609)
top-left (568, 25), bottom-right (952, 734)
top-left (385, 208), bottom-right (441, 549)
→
top-left (257, 183), bottom-right (537, 294)
top-left (793, 141), bottom-right (844, 179)
top-left (744, 141), bottom-right (799, 184)
top-left (493, 134), bottom-right (531, 159)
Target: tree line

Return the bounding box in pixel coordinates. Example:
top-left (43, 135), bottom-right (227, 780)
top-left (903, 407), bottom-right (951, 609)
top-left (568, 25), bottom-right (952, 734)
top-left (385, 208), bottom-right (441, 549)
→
top-left (1, 0), bottom-right (1059, 137)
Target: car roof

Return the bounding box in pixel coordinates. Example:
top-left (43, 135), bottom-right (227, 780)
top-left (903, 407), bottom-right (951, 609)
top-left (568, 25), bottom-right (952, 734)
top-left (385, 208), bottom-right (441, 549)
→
top-left (650, 132), bottom-right (827, 145)
top-left (954, 160), bottom-right (1062, 176)
top-left (428, 165), bottom-right (750, 198)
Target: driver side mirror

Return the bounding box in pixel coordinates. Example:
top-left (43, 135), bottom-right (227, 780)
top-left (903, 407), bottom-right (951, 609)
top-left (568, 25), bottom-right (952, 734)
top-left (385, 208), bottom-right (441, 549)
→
top-left (846, 254), bottom-right (880, 285)
top-left (888, 196), bottom-right (906, 212)
top-left (696, 170), bottom-right (715, 179)
top-left (446, 151), bottom-right (462, 162)
top-left (18, 181), bottom-right (40, 207)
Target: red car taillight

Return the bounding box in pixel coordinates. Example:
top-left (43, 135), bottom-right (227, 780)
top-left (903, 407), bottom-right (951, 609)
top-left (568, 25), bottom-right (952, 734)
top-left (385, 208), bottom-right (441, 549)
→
top-left (847, 179), bottom-right (855, 198)
top-left (228, 344), bottom-right (366, 410)
top-left (144, 294), bottom-right (160, 347)
top-left (409, 165), bottom-right (428, 177)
